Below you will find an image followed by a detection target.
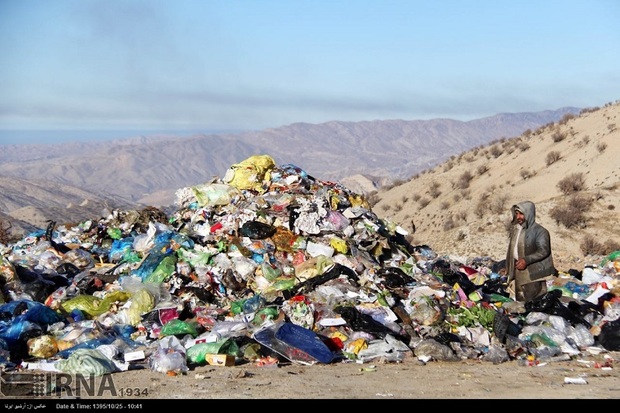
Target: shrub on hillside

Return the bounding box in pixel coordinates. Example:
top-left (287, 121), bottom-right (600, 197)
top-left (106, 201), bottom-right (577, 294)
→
top-left (477, 164), bottom-right (489, 175)
top-left (455, 210), bottom-right (467, 222)
top-left (520, 169), bottom-right (533, 180)
top-left (559, 113), bottom-right (576, 125)
top-left (518, 142), bottom-right (530, 152)
top-left (366, 191), bottom-right (380, 207)
top-left (557, 172), bottom-right (586, 195)
top-left (580, 235), bottom-right (606, 256)
top-left (456, 171), bottom-right (474, 190)
top-left (604, 239), bottom-right (620, 255)
top-left (428, 181), bottom-right (442, 198)
top-left (549, 194), bottom-right (592, 229)
top-left (419, 197), bottom-right (431, 208)
top-left (552, 130), bottom-right (567, 142)
top-left (489, 145), bottom-right (503, 158)
top-left (443, 216), bottom-right (456, 231)
top-left (545, 150), bottom-right (562, 166)
top-left (474, 200), bottom-right (486, 219)
top-left (443, 161), bottom-right (455, 172)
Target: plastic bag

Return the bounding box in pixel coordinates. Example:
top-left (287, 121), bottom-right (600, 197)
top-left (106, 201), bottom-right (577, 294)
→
top-left (60, 291), bottom-right (131, 319)
top-left (148, 335), bottom-right (188, 374)
top-left (598, 318), bottom-right (620, 350)
top-left (159, 319), bottom-right (199, 338)
top-left (186, 338), bottom-right (239, 364)
top-left (55, 348), bottom-right (117, 376)
top-left (124, 287), bottom-right (156, 326)
top-left (240, 220), bottom-right (277, 239)
top-left (222, 154), bottom-right (276, 193)
top-left (191, 183), bottom-right (241, 207)
top-left (143, 254), bottom-right (177, 284)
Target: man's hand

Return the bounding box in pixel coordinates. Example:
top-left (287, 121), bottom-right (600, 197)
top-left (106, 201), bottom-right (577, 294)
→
top-left (516, 258), bottom-right (527, 271)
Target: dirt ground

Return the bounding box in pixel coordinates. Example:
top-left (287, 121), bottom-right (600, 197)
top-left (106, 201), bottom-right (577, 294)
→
top-left (5, 350), bottom-right (620, 406)
top-left (109, 355), bottom-right (620, 400)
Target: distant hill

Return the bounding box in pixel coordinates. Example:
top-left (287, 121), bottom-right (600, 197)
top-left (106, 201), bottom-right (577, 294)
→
top-left (372, 101), bottom-right (620, 271)
top-left (0, 106), bottom-right (585, 238)
top-left (0, 176), bottom-right (135, 237)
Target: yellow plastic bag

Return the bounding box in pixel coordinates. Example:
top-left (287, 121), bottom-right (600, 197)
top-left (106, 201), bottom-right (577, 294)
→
top-left (125, 287), bottom-right (156, 326)
top-left (60, 290), bottom-right (131, 319)
top-left (223, 154), bottom-right (276, 193)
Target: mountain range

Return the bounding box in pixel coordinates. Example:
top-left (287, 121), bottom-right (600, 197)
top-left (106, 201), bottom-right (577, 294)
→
top-left (0, 105), bottom-right (592, 242)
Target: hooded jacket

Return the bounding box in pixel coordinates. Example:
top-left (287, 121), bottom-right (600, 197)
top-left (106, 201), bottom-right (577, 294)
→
top-left (505, 201), bottom-right (557, 284)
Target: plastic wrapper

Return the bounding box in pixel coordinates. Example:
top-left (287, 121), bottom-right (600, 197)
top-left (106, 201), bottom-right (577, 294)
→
top-left (186, 338), bottom-right (239, 364)
top-left (191, 183), bottom-right (241, 207)
top-left (222, 154), bottom-right (275, 193)
top-left (240, 220), bottom-right (277, 239)
top-left (148, 335), bottom-right (188, 374)
top-left (109, 238), bottom-right (138, 263)
top-left (143, 254), bottom-right (177, 284)
top-left (55, 348), bottom-right (117, 376)
top-left (0, 300), bottom-right (65, 325)
top-left (125, 287), bottom-right (156, 326)
top-left (159, 319), bottom-right (199, 338)
top-left (0, 319), bottom-right (43, 347)
top-left (282, 295), bottom-right (315, 329)
top-left (131, 249), bottom-right (173, 281)
top-left (60, 290), bottom-right (131, 319)
top-left (0, 256), bottom-right (16, 283)
top-left (62, 248), bottom-right (96, 270)
top-left (27, 334), bottom-right (59, 358)
top-left (36, 250), bottom-right (63, 271)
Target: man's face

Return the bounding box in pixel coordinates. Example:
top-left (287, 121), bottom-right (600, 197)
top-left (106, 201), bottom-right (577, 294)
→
top-left (515, 210), bottom-right (525, 225)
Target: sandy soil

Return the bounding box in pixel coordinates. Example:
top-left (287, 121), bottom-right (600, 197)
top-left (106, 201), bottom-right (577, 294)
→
top-left (5, 351), bottom-right (620, 404)
top-left (115, 356), bottom-right (620, 400)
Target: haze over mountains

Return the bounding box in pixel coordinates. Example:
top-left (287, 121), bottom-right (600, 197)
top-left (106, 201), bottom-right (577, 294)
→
top-left (0, 106), bottom-right (588, 237)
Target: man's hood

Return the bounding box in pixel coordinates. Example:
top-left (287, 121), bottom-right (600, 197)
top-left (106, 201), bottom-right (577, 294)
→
top-left (511, 200), bottom-right (536, 228)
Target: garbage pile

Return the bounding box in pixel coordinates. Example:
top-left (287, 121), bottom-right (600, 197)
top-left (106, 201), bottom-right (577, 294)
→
top-left (1, 154), bottom-right (620, 377)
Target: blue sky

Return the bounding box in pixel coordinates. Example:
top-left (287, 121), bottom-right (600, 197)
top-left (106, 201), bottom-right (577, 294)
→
top-left (1, 0), bottom-right (619, 144)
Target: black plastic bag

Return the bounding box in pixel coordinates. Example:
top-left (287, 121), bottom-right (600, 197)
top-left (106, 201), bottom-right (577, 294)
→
top-left (431, 259), bottom-right (476, 294)
top-left (334, 305), bottom-right (410, 343)
top-left (375, 267), bottom-right (414, 289)
top-left (481, 278), bottom-right (509, 297)
top-left (598, 319), bottom-right (620, 351)
top-left (288, 263), bottom-right (359, 297)
top-left (240, 221), bottom-right (277, 239)
top-left (525, 289), bottom-right (589, 327)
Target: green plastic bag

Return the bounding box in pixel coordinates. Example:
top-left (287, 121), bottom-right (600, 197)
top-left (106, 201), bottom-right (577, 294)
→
top-left (159, 318), bottom-right (199, 338)
top-left (143, 254), bottom-right (178, 284)
top-left (600, 250), bottom-right (620, 267)
top-left (186, 338), bottom-right (239, 364)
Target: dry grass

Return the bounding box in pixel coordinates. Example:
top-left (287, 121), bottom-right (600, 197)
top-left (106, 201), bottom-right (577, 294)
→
top-left (372, 100), bottom-right (620, 269)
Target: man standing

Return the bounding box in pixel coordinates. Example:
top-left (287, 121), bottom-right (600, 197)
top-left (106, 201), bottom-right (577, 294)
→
top-left (505, 201), bottom-right (558, 302)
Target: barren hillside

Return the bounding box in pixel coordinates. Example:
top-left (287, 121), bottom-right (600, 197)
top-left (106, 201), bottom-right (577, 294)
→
top-left (0, 108), bottom-right (579, 208)
top-left (373, 101), bottom-right (620, 272)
